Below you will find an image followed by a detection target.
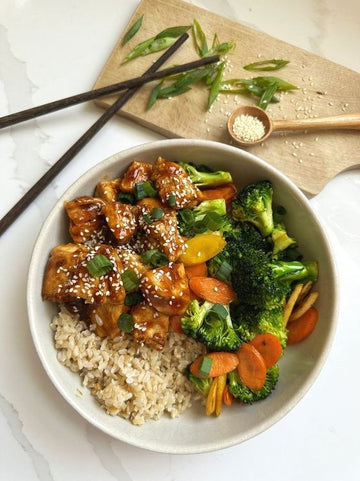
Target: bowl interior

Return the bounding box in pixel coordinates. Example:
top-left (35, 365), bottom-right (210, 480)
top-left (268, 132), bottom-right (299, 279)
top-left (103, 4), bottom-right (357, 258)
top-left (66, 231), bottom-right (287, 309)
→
top-left (27, 139), bottom-right (338, 454)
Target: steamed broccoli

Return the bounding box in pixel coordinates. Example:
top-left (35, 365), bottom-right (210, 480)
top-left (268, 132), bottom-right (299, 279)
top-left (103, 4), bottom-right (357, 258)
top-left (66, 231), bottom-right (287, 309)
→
top-left (231, 303), bottom-right (287, 347)
top-left (271, 206), bottom-right (296, 257)
top-left (180, 162), bottom-right (233, 188)
top-left (181, 300), bottom-right (241, 352)
top-left (228, 365), bottom-right (279, 404)
top-left (184, 366), bottom-right (211, 396)
top-left (231, 247), bottom-right (318, 310)
top-left (208, 222), bottom-right (270, 280)
top-left (231, 180), bottom-right (274, 236)
top-left (178, 199), bottom-right (230, 237)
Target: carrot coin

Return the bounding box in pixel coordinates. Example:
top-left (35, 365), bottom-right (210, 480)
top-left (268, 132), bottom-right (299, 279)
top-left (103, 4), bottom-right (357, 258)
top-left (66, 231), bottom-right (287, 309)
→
top-left (189, 277), bottom-right (236, 304)
top-left (236, 343), bottom-right (267, 390)
top-left (190, 352), bottom-right (239, 378)
top-left (249, 333), bottom-right (282, 368)
top-left (287, 307), bottom-right (319, 344)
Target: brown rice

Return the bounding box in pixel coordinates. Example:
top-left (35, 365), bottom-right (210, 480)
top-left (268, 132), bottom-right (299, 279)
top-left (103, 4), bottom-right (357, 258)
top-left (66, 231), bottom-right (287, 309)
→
top-left (50, 308), bottom-right (204, 425)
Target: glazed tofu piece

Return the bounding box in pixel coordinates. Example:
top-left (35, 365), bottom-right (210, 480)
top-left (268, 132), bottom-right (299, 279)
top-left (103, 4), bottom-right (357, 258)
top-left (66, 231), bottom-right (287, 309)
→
top-left (140, 210), bottom-right (186, 262)
top-left (89, 303), bottom-right (126, 339)
top-left (140, 263), bottom-right (190, 315)
top-left (116, 246), bottom-right (149, 277)
top-left (103, 202), bottom-right (139, 244)
top-left (131, 302), bottom-right (169, 351)
top-left (94, 178), bottom-right (122, 202)
top-left (151, 157), bottom-right (200, 209)
top-left (119, 160), bottom-right (153, 193)
top-left (42, 243), bottom-right (125, 304)
top-left (65, 196), bottom-right (105, 244)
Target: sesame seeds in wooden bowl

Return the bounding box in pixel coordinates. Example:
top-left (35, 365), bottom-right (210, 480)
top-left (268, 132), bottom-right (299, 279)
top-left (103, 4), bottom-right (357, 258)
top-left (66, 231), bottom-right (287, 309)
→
top-left (227, 105), bottom-right (272, 147)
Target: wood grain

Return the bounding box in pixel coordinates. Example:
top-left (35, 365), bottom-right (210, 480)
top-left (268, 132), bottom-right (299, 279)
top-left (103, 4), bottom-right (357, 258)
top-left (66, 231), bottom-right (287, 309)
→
top-left (93, 0), bottom-right (360, 196)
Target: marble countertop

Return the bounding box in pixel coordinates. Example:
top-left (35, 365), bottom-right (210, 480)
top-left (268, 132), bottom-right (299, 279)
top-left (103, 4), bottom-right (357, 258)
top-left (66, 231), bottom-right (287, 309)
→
top-left (1, 0), bottom-right (359, 479)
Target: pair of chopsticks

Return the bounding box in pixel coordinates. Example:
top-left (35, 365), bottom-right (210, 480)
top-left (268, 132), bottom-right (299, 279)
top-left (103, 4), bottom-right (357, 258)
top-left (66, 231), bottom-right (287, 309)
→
top-left (0, 33), bottom-right (219, 236)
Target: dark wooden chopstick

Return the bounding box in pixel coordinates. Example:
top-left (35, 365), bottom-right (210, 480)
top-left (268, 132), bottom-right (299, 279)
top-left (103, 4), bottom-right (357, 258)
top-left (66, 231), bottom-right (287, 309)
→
top-left (0, 33), bottom-right (191, 237)
top-left (0, 55), bottom-right (219, 129)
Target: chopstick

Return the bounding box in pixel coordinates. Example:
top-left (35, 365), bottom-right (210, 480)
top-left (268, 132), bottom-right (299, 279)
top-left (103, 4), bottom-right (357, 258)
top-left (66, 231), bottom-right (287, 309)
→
top-left (0, 33), bottom-right (192, 237)
top-left (0, 54), bottom-right (219, 129)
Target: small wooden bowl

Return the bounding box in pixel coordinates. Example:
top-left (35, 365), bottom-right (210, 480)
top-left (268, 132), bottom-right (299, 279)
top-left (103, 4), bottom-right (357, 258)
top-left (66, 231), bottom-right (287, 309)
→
top-left (227, 105), bottom-right (272, 147)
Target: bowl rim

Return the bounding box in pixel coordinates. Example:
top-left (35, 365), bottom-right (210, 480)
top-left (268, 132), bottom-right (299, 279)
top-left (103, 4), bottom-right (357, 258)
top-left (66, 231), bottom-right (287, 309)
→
top-left (27, 138), bottom-right (339, 453)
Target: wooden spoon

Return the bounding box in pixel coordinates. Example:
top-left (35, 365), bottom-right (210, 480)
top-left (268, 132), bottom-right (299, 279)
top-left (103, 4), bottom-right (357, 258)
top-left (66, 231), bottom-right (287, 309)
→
top-left (227, 105), bottom-right (360, 147)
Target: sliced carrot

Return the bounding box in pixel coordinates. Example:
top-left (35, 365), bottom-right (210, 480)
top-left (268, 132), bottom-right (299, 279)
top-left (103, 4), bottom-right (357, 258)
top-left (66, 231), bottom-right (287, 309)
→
top-left (222, 384), bottom-right (234, 406)
top-left (287, 307), bottom-right (319, 345)
top-left (170, 315), bottom-right (184, 335)
top-left (190, 352), bottom-right (239, 378)
top-left (189, 277), bottom-right (236, 304)
top-left (199, 184), bottom-right (237, 205)
top-left (236, 343), bottom-right (267, 391)
top-left (249, 333), bottom-right (283, 368)
top-left (189, 289), bottom-right (201, 301)
top-left (184, 263), bottom-right (208, 280)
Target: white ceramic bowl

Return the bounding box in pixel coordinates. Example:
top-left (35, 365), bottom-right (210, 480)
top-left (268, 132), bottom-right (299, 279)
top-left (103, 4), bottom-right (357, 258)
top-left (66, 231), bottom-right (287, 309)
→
top-left (27, 139), bottom-right (338, 454)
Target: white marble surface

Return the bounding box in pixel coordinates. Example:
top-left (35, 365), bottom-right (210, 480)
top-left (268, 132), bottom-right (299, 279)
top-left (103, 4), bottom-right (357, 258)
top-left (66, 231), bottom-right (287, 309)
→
top-left (0, 0), bottom-right (359, 479)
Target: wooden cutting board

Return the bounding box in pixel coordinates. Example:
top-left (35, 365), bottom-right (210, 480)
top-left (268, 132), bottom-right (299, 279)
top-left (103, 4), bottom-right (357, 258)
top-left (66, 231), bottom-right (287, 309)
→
top-left (93, 0), bottom-right (360, 196)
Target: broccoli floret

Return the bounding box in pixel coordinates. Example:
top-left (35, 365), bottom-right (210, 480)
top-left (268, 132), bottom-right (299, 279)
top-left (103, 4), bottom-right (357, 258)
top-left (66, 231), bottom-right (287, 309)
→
top-left (178, 199), bottom-right (229, 237)
top-left (184, 366), bottom-right (211, 396)
top-left (228, 365), bottom-right (279, 404)
top-left (208, 222), bottom-right (270, 280)
top-left (231, 303), bottom-right (288, 347)
top-left (231, 180), bottom-right (274, 236)
top-left (231, 247), bottom-right (318, 310)
top-left (181, 299), bottom-right (212, 339)
top-left (231, 248), bottom-right (290, 309)
top-left (181, 300), bottom-right (241, 352)
top-left (180, 162), bottom-right (233, 188)
top-left (270, 205), bottom-right (297, 257)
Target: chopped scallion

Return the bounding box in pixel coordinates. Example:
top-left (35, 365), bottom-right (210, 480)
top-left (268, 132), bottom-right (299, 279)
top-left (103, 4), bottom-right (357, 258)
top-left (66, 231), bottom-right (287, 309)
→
top-left (86, 255), bottom-right (112, 278)
top-left (134, 181), bottom-right (157, 200)
top-left (210, 303), bottom-right (229, 320)
top-left (141, 249), bottom-right (169, 267)
top-left (199, 356), bottom-right (213, 378)
top-left (124, 291), bottom-right (144, 306)
top-left (168, 194), bottom-right (176, 207)
top-left (117, 313), bottom-right (135, 333)
top-left (151, 207), bottom-right (163, 220)
top-left (215, 260), bottom-right (232, 282)
top-left (121, 269), bottom-right (140, 292)
top-left (243, 59), bottom-right (289, 71)
top-left (143, 213), bottom-right (153, 224)
top-left (118, 191), bottom-right (135, 204)
top-left (122, 15), bottom-right (144, 46)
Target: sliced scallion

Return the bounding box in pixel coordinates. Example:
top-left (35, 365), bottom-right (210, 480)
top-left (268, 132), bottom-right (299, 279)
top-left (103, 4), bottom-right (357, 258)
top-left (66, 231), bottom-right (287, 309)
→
top-left (168, 194), bottom-right (176, 207)
top-left (199, 356), bottom-right (213, 378)
top-left (134, 181), bottom-right (157, 200)
top-left (215, 260), bottom-right (232, 282)
top-left (210, 303), bottom-right (229, 320)
top-left (121, 269), bottom-right (140, 292)
top-left (86, 255), bottom-right (112, 278)
top-left (243, 59), bottom-right (289, 71)
top-left (141, 249), bottom-right (169, 267)
top-left (124, 291), bottom-right (144, 306)
top-left (118, 191), bottom-right (135, 204)
top-left (143, 213), bottom-right (153, 224)
top-left (122, 15), bottom-right (144, 46)
top-left (117, 313), bottom-right (135, 333)
top-left (151, 207), bottom-right (164, 220)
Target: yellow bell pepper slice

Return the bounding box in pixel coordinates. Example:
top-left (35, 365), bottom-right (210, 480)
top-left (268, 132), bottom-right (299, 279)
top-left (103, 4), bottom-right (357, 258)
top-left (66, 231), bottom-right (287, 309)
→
top-left (179, 233), bottom-right (226, 266)
top-left (205, 378), bottom-right (217, 416)
top-left (215, 374), bottom-right (227, 417)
